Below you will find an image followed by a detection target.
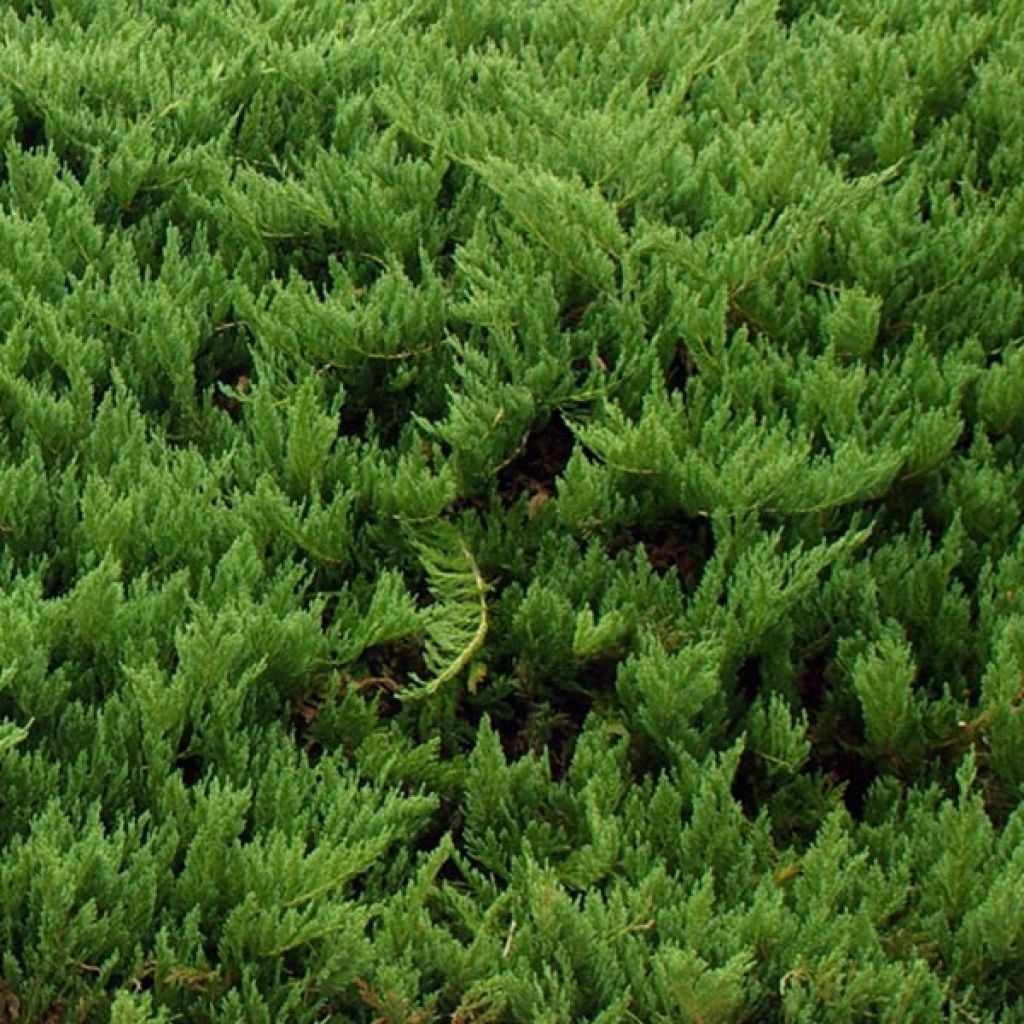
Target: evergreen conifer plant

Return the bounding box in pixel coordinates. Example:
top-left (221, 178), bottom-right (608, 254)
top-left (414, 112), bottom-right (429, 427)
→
top-left (0, 0), bottom-right (1023, 1020)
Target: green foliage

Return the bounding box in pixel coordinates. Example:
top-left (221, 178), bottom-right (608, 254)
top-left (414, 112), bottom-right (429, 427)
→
top-left (0, 0), bottom-right (1023, 1020)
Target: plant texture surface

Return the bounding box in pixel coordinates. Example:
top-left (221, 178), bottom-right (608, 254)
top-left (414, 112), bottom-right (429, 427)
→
top-left (1, 0), bottom-right (1023, 1021)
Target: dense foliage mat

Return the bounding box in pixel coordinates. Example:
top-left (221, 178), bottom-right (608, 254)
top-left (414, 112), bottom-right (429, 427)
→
top-left (1, 0), bottom-right (1023, 1020)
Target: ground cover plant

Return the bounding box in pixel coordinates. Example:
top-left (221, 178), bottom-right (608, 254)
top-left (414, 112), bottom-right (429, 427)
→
top-left (0, 0), bottom-right (1022, 1020)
